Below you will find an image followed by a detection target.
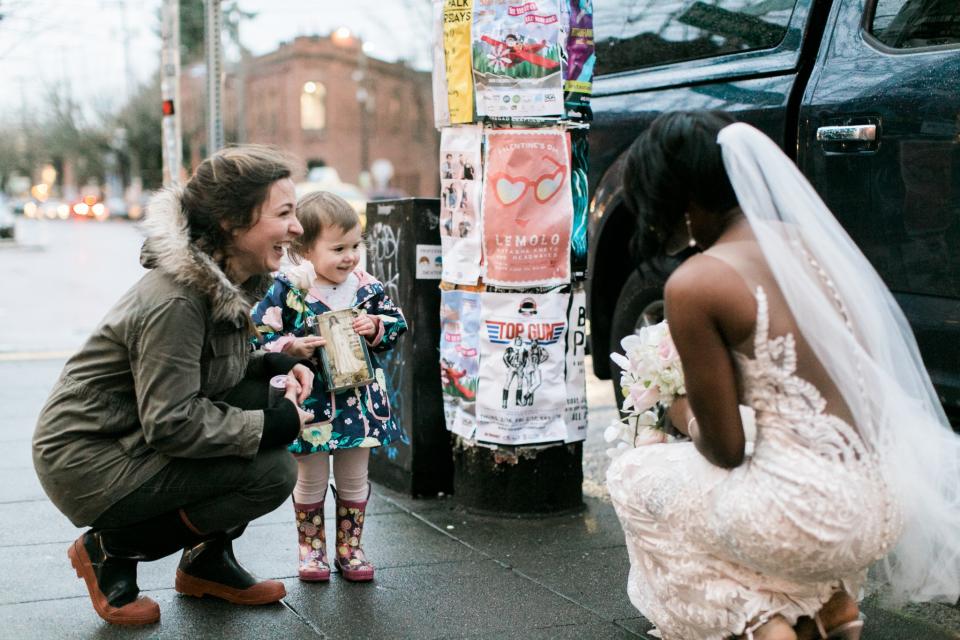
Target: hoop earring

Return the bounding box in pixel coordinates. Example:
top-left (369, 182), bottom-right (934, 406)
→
top-left (685, 213), bottom-right (697, 248)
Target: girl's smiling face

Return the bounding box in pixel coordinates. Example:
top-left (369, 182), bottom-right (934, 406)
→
top-left (303, 223), bottom-right (363, 286)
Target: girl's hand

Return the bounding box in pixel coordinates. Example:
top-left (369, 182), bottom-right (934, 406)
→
top-left (285, 336), bottom-right (325, 360)
top-left (287, 363), bottom-right (314, 404)
top-left (283, 383), bottom-right (314, 427)
top-left (353, 314), bottom-right (377, 337)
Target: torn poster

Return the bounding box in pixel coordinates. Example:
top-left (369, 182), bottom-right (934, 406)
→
top-left (440, 289), bottom-right (481, 439)
top-left (444, 0), bottom-right (475, 124)
top-left (440, 125), bottom-right (483, 285)
top-left (432, 0), bottom-right (451, 127)
top-left (570, 127), bottom-right (588, 279)
top-left (563, 0), bottom-right (594, 116)
top-left (564, 284), bottom-right (587, 442)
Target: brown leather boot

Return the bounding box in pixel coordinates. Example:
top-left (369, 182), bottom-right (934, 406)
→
top-left (68, 532), bottom-right (161, 626)
top-left (67, 509), bottom-right (208, 625)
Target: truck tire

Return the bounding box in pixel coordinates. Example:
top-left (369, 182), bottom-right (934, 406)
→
top-left (608, 268), bottom-right (668, 405)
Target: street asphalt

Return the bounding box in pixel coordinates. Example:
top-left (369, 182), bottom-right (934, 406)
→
top-left (0, 219), bottom-right (957, 638)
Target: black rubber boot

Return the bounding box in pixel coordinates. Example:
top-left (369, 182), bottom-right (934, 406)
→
top-left (175, 525), bottom-right (286, 605)
top-left (68, 510), bottom-right (201, 625)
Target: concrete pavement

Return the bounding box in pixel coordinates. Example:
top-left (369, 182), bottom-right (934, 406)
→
top-left (2, 358), bottom-right (959, 639)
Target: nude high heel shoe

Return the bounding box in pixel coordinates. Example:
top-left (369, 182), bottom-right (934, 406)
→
top-left (815, 614), bottom-right (863, 640)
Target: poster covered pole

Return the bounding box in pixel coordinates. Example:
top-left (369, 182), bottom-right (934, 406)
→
top-left (433, 0), bottom-right (594, 515)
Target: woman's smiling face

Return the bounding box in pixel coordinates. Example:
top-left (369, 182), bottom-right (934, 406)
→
top-left (228, 178), bottom-right (302, 282)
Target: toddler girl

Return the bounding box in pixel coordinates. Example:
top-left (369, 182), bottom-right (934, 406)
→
top-left (252, 191), bottom-right (406, 582)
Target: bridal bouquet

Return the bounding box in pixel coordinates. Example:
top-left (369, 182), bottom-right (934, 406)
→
top-left (605, 321), bottom-right (685, 458)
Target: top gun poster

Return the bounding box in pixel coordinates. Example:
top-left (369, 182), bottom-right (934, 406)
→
top-left (472, 0), bottom-right (564, 117)
top-left (476, 291), bottom-right (569, 445)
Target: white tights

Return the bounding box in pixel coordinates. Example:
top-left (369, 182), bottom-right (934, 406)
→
top-left (293, 448), bottom-right (370, 504)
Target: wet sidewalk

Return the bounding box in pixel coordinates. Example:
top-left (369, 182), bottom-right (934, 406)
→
top-left (1, 357), bottom-right (958, 639)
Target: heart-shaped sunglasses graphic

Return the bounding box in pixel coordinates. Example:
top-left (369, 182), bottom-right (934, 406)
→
top-left (491, 156), bottom-right (566, 207)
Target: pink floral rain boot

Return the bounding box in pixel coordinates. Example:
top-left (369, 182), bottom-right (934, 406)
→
top-left (294, 500), bottom-right (330, 582)
top-left (331, 485), bottom-right (375, 582)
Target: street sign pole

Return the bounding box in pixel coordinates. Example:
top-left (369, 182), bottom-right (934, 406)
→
top-left (160, 0), bottom-right (182, 186)
top-left (204, 0), bottom-right (224, 154)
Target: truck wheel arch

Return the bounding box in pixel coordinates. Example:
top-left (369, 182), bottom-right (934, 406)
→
top-left (589, 199), bottom-right (640, 380)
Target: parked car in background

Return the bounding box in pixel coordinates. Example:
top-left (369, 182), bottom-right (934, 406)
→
top-left (69, 195), bottom-right (109, 221)
top-left (0, 197), bottom-right (15, 240)
top-left (587, 0), bottom-right (960, 417)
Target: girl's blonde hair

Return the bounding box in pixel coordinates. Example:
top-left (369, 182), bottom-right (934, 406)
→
top-left (289, 191), bottom-right (361, 262)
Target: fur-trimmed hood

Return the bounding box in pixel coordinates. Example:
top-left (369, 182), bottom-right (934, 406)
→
top-left (139, 187), bottom-right (271, 324)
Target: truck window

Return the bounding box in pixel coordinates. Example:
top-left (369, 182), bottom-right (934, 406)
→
top-left (869, 0), bottom-right (960, 49)
top-left (594, 0), bottom-right (799, 76)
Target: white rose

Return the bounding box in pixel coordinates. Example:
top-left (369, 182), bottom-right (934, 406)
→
top-left (286, 261), bottom-right (316, 292)
top-left (603, 421), bottom-right (623, 443)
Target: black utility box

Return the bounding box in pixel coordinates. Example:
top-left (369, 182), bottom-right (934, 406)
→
top-left (365, 198), bottom-right (451, 497)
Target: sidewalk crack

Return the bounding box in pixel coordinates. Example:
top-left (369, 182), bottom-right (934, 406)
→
top-left (280, 599), bottom-right (329, 638)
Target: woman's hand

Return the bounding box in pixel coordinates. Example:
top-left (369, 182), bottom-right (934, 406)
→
top-left (287, 363), bottom-right (314, 404)
top-left (283, 380), bottom-right (314, 427)
top-left (284, 336), bottom-right (325, 360)
top-left (353, 313), bottom-right (377, 337)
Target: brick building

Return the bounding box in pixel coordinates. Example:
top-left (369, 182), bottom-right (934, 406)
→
top-left (180, 34), bottom-right (439, 197)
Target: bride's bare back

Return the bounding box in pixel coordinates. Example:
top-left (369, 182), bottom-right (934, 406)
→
top-left (665, 215), bottom-right (855, 468)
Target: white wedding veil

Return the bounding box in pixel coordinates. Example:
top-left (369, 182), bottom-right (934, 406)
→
top-left (717, 122), bottom-right (960, 603)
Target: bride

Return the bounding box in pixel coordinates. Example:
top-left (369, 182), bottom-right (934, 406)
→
top-left (606, 111), bottom-right (960, 640)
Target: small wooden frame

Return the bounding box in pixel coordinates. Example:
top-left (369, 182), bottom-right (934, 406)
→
top-left (308, 309), bottom-right (375, 392)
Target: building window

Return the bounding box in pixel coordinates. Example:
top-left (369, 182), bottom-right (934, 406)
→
top-left (301, 81), bottom-right (327, 131)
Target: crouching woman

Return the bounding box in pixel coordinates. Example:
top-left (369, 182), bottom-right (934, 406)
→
top-left (33, 145), bottom-right (314, 625)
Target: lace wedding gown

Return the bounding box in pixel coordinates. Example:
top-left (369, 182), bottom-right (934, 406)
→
top-left (606, 256), bottom-right (902, 639)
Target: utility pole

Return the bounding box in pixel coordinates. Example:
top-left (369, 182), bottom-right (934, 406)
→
top-left (116, 0), bottom-right (142, 201)
top-left (204, 0), bottom-right (225, 153)
top-left (160, 0), bottom-right (182, 186)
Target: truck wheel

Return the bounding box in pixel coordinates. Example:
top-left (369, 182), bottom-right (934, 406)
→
top-left (608, 269), bottom-right (668, 405)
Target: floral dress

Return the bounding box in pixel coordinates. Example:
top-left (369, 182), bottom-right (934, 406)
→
top-left (251, 269), bottom-right (407, 454)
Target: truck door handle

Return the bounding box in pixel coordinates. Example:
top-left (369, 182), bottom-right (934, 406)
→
top-left (816, 124), bottom-right (877, 142)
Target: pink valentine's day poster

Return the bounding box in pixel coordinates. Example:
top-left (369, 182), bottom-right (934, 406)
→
top-left (481, 129), bottom-right (572, 287)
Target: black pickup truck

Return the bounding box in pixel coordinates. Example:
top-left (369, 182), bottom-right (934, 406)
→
top-left (586, 0), bottom-right (960, 413)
